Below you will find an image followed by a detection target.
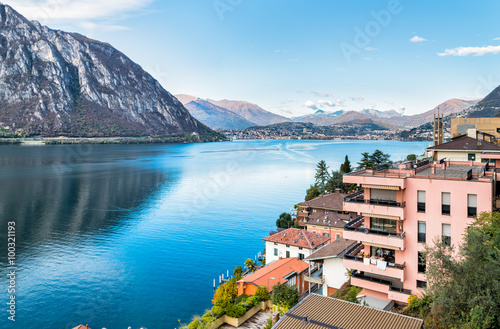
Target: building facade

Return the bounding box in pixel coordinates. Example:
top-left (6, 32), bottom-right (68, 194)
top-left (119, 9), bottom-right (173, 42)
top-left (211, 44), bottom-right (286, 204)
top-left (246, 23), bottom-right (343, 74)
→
top-left (296, 190), bottom-right (354, 227)
top-left (305, 212), bottom-right (350, 243)
top-left (341, 160), bottom-right (494, 304)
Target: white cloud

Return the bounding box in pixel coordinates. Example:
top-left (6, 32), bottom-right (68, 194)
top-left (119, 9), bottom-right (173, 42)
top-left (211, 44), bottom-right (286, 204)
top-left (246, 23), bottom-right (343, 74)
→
top-left (304, 100), bottom-right (317, 109)
top-left (10, 0), bottom-right (153, 22)
top-left (364, 47), bottom-right (376, 51)
top-left (493, 37), bottom-right (500, 41)
top-left (311, 91), bottom-right (330, 97)
top-left (410, 36), bottom-right (427, 43)
top-left (350, 96), bottom-right (365, 102)
top-left (304, 99), bottom-right (344, 111)
top-left (437, 45), bottom-right (500, 56)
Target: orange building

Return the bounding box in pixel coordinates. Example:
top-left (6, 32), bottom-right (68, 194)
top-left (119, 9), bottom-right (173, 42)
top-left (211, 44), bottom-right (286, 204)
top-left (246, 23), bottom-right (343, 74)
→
top-left (305, 212), bottom-right (350, 243)
top-left (237, 257), bottom-right (309, 296)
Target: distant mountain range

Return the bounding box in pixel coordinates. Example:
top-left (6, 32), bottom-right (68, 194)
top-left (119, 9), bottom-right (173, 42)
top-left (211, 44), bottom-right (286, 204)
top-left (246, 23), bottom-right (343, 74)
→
top-left (175, 94), bottom-right (290, 129)
top-left (465, 85), bottom-right (500, 118)
top-left (292, 99), bottom-right (479, 128)
top-left (0, 4), bottom-right (220, 138)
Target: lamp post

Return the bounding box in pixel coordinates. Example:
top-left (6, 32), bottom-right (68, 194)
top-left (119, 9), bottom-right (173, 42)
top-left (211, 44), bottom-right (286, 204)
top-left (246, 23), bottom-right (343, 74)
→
top-left (267, 277), bottom-right (275, 291)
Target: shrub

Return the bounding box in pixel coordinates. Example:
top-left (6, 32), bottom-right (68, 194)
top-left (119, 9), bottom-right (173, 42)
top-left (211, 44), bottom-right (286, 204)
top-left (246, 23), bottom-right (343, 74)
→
top-left (255, 285), bottom-right (271, 301)
top-left (263, 316), bottom-right (273, 329)
top-left (247, 295), bottom-right (260, 307)
top-left (187, 318), bottom-right (201, 329)
top-left (201, 312), bottom-right (215, 325)
top-left (234, 294), bottom-right (249, 304)
top-left (271, 283), bottom-right (299, 308)
top-left (211, 305), bottom-right (225, 318)
top-left (226, 304), bottom-right (247, 318)
top-left (212, 280), bottom-right (237, 308)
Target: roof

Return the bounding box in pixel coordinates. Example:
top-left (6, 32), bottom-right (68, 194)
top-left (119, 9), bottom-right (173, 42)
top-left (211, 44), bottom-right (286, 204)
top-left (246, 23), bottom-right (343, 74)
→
top-left (72, 326), bottom-right (89, 329)
top-left (307, 212), bottom-right (350, 228)
top-left (296, 192), bottom-right (346, 211)
top-left (273, 294), bottom-right (423, 329)
top-left (427, 135), bottom-right (500, 151)
top-left (238, 258), bottom-right (309, 291)
top-left (263, 228), bottom-right (329, 249)
top-left (304, 238), bottom-right (357, 261)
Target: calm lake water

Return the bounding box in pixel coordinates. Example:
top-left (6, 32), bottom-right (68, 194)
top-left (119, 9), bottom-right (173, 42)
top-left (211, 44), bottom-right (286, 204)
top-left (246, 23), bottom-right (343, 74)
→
top-left (0, 139), bottom-right (428, 329)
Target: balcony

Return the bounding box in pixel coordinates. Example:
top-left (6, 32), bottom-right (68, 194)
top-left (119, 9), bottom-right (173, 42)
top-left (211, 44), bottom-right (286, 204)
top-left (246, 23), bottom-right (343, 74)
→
top-left (304, 266), bottom-right (325, 285)
top-left (343, 169), bottom-right (407, 189)
top-left (351, 271), bottom-right (411, 304)
top-left (343, 217), bottom-right (406, 250)
top-left (344, 191), bottom-right (405, 219)
top-left (343, 243), bottom-right (405, 281)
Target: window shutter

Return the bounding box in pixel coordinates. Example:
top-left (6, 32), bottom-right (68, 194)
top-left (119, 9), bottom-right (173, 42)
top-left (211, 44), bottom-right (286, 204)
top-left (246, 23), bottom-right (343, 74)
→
top-left (418, 222), bottom-right (426, 233)
top-left (442, 224), bottom-right (451, 236)
top-left (442, 192), bottom-right (450, 205)
top-left (418, 191), bottom-right (426, 203)
top-left (468, 194), bottom-right (477, 207)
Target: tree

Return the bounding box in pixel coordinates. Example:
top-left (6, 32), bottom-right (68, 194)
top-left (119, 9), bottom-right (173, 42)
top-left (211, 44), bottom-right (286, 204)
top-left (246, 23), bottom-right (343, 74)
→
top-left (324, 170), bottom-right (345, 193)
top-left (212, 279), bottom-right (238, 308)
top-left (233, 266), bottom-right (243, 280)
top-left (314, 160), bottom-right (330, 187)
top-left (357, 152), bottom-right (373, 170)
top-left (340, 155), bottom-right (352, 174)
top-left (305, 184), bottom-right (320, 201)
top-left (254, 285), bottom-right (271, 301)
top-left (271, 282), bottom-right (300, 308)
top-left (407, 154), bottom-right (417, 161)
top-left (422, 212), bottom-right (500, 328)
top-left (371, 149), bottom-right (391, 166)
top-left (276, 212), bottom-right (293, 229)
top-left (244, 258), bottom-right (256, 272)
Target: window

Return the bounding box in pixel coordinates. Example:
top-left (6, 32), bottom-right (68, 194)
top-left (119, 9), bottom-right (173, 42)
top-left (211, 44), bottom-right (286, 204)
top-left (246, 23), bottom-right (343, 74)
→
top-left (442, 192), bottom-right (450, 215)
top-left (370, 246), bottom-right (395, 262)
top-left (274, 243), bottom-right (278, 245)
top-left (418, 252), bottom-right (426, 273)
top-left (312, 230), bottom-right (317, 234)
top-left (417, 280), bottom-right (427, 289)
top-left (286, 251), bottom-right (290, 258)
top-left (286, 244), bottom-right (290, 248)
top-left (418, 222), bottom-right (426, 243)
top-left (299, 247), bottom-right (303, 250)
top-left (468, 153), bottom-right (476, 161)
top-left (298, 253), bottom-right (305, 260)
top-left (468, 194), bottom-right (477, 217)
top-left (371, 217), bottom-right (397, 234)
top-left (336, 233), bottom-right (341, 240)
top-left (442, 224), bottom-right (451, 246)
top-left (322, 232), bottom-right (329, 237)
top-left (417, 191), bottom-right (426, 212)
top-left (274, 248), bottom-right (278, 256)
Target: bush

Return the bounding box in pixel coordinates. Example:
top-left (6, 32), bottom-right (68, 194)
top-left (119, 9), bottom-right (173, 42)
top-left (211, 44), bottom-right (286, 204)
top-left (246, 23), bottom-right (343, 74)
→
top-left (246, 295), bottom-right (261, 307)
top-left (234, 294), bottom-right (249, 304)
top-left (255, 285), bottom-right (271, 301)
top-left (226, 304), bottom-right (247, 318)
top-left (201, 312), bottom-right (215, 325)
top-left (212, 280), bottom-right (237, 308)
top-left (187, 318), bottom-right (201, 329)
top-left (271, 283), bottom-right (299, 308)
top-left (211, 305), bottom-right (225, 318)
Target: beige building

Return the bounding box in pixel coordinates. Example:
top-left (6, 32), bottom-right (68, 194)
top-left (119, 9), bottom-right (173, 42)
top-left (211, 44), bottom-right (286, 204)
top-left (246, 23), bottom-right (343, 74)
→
top-left (427, 134), bottom-right (500, 162)
top-left (451, 117), bottom-right (500, 141)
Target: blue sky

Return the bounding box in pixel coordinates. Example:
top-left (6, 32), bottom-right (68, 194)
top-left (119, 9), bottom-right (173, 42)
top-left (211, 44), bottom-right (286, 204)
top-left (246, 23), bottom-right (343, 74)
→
top-left (7, 0), bottom-right (500, 117)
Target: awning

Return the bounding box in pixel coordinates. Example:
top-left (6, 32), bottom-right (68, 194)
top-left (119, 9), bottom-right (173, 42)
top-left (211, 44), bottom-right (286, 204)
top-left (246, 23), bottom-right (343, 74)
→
top-left (362, 213), bottom-right (401, 221)
top-left (362, 184), bottom-right (400, 191)
top-left (364, 242), bottom-right (401, 250)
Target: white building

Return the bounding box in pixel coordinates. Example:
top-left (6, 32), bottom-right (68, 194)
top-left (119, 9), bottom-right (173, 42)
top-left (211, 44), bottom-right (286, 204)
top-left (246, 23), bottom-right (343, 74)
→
top-left (263, 228), bottom-right (329, 264)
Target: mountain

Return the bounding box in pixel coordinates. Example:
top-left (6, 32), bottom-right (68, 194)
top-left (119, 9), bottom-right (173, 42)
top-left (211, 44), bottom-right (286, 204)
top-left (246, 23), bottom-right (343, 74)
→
top-left (0, 4), bottom-right (212, 137)
top-left (184, 99), bottom-right (256, 130)
top-left (360, 108), bottom-right (403, 118)
top-left (292, 109), bottom-right (345, 122)
top-left (176, 95), bottom-right (290, 127)
top-left (467, 85), bottom-right (500, 117)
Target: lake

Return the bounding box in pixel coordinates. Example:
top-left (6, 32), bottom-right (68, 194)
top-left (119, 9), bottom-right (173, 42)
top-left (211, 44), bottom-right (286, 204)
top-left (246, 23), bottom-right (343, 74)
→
top-left (0, 139), bottom-right (428, 329)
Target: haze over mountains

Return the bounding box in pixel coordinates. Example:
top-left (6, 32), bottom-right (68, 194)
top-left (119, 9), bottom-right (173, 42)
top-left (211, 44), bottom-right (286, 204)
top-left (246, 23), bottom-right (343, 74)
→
top-left (0, 4), bottom-right (212, 137)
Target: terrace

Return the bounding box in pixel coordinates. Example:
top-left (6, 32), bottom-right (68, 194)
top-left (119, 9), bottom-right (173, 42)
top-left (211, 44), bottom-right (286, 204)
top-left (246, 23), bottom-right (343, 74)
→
top-left (342, 216), bottom-right (406, 250)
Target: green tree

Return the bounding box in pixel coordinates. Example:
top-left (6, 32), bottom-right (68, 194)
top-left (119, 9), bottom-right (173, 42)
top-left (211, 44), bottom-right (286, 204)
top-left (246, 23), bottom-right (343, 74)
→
top-left (244, 258), bottom-right (256, 272)
top-left (370, 149), bottom-right (391, 166)
top-left (315, 160), bottom-right (330, 191)
top-left (254, 285), bottom-right (271, 301)
top-left (305, 184), bottom-right (320, 201)
top-left (271, 283), bottom-right (300, 308)
top-left (423, 212), bottom-right (500, 328)
top-left (407, 154), bottom-right (417, 161)
top-left (357, 152), bottom-right (373, 170)
top-left (212, 279), bottom-right (238, 308)
top-left (233, 266), bottom-right (243, 280)
top-left (340, 155), bottom-right (352, 174)
top-left (325, 170), bottom-right (345, 193)
top-left (276, 212), bottom-right (293, 229)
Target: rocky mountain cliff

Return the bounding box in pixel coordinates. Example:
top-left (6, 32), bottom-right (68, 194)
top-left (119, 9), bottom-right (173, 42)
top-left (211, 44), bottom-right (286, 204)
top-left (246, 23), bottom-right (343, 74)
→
top-left (0, 4), bottom-right (211, 137)
top-left (184, 99), bottom-right (256, 130)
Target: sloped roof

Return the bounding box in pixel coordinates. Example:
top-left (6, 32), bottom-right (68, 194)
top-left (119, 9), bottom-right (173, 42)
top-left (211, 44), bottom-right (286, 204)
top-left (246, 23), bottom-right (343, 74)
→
top-left (263, 228), bottom-right (329, 249)
top-left (427, 135), bottom-right (500, 151)
top-left (304, 238), bottom-right (357, 261)
top-left (238, 258), bottom-right (309, 291)
top-left (296, 192), bottom-right (346, 210)
top-left (72, 326), bottom-right (89, 329)
top-left (273, 294), bottom-right (423, 329)
top-left (307, 212), bottom-right (350, 228)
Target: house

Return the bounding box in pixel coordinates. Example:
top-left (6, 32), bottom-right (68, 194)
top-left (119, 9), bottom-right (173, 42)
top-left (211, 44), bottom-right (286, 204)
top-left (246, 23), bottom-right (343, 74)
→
top-left (237, 257), bottom-right (309, 295)
top-left (341, 159), bottom-right (494, 306)
top-left (272, 294), bottom-right (423, 329)
top-left (426, 133), bottom-right (500, 162)
top-left (451, 117), bottom-right (500, 140)
top-left (263, 228), bottom-right (329, 264)
top-left (295, 190), bottom-right (353, 227)
top-left (73, 326), bottom-right (90, 329)
top-left (304, 238), bottom-right (357, 296)
top-left (305, 212), bottom-right (351, 242)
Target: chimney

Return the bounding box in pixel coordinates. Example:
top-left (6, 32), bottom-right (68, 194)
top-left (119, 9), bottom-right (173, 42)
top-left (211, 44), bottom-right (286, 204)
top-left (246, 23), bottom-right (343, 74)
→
top-left (86, 325), bottom-right (88, 329)
top-left (432, 166), bottom-right (436, 174)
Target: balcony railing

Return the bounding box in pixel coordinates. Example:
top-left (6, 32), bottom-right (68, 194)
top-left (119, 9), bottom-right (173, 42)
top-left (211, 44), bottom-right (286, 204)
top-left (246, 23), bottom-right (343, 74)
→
top-left (352, 271), bottom-right (411, 295)
top-left (344, 243), bottom-right (405, 269)
top-left (344, 218), bottom-right (405, 239)
top-left (344, 190), bottom-right (405, 208)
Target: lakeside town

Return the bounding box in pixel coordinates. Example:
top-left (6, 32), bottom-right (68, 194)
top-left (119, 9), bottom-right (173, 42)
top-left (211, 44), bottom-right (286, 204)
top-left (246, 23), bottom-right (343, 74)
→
top-left (161, 116), bottom-right (500, 329)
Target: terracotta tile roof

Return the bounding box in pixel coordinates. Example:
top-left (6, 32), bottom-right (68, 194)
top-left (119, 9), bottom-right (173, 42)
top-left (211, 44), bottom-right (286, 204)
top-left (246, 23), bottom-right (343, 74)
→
top-left (274, 294), bottom-right (423, 329)
top-left (296, 192), bottom-right (346, 211)
top-left (72, 326), bottom-right (89, 329)
top-left (427, 135), bottom-right (500, 151)
top-left (263, 228), bottom-right (329, 249)
top-left (304, 238), bottom-right (357, 261)
top-left (238, 258), bottom-right (309, 291)
top-left (307, 212), bottom-right (349, 228)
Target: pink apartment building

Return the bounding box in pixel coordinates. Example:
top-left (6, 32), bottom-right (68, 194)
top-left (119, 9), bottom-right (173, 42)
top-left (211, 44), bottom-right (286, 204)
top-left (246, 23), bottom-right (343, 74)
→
top-left (341, 159), bottom-right (495, 306)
